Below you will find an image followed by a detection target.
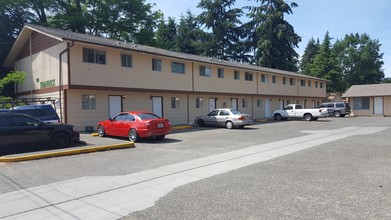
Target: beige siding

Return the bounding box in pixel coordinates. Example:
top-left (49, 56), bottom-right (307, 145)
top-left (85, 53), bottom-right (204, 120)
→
top-left (15, 43), bottom-right (68, 92)
top-left (69, 44), bottom-right (193, 91)
top-left (384, 96), bottom-right (391, 116)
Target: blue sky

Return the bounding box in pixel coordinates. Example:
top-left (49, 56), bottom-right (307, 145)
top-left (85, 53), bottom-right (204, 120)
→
top-left (146, 0), bottom-right (391, 78)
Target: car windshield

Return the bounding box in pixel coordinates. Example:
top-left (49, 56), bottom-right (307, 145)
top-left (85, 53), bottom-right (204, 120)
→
top-left (137, 113), bottom-right (160, 120)
top-left (230, 109), bottom-right (243, 115)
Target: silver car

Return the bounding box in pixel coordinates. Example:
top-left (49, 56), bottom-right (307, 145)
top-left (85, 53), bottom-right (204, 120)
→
top-left (194, 108), bottom-right (253, 129)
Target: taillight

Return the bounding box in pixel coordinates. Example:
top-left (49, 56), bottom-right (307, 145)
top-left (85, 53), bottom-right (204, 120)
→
top-left (238, 116), bottom-right (245, 120)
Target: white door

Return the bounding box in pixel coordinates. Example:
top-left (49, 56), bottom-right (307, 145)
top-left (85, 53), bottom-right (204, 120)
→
top-left (374, 97), bottom-right (383, 115)
top-left (209, 98), bottom-right (216, 112)
top-left (152, 96), bottom-right (163, 117)
top-left (265, 98), bottom-right (271, 118)
top-left (109, 95), bottom-right (122, 118)
top-left (231, 98), bottom-right (238, 109)
top-left (279, 99), bottom-right (284, 109)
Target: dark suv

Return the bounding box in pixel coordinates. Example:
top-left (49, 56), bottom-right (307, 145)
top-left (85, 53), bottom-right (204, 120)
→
top-left (318, 102), bottom-right (351, 117)
top-left (0, 113), bottom-right (79, 147)
top-left (7, 104), bottom-right (60, 124)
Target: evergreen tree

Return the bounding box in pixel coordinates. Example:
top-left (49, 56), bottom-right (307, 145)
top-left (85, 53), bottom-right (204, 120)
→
top-left (155, 17), bottom-right (177, 50)
top-left (247, 0), bottom-right (301, 71)
top-left (197, 0), bottom-right (243, 59)
top-left (300, 37), bottom-right (320, 75)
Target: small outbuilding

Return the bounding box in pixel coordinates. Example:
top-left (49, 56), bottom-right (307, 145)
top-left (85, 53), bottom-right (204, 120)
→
top-left (343, 84), bottom-right (391, 116)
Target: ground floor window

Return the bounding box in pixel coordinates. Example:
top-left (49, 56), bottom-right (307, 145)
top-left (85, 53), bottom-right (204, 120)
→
top-left (196, 98), bottom-right (203, 108)
top-left (82, 95), bottom-right (96, 109)
top-left (171, 97), bottom-right (180, 108)
top-left (353, 97), bottom-right (370, 110)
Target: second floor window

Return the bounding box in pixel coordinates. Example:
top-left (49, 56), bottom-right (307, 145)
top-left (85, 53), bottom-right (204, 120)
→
top-left (218, 68), bottom-right (224, 78)
top-left (199, 66), bottom-right (211, 77)
top-left (290, 78), bottom-right (296, 86)
top-left (83, 48), bottom-right (106, 64)
top-left (121, 54), bottom-right (132, 68)
top-left (234, 70), bottom-right (240, 80)
top-left (272, 75), bottom-right (277, 84)
top-left (261, 74), bottom-right (268, 83)
top-left (245, 72), bottom-right (253, 81)
top-left (152, 59), bottom-right (162, 71)
top-left (301, 79), bottom-right (306, 87)
top-left (172, 62), bottom-right (185, 74)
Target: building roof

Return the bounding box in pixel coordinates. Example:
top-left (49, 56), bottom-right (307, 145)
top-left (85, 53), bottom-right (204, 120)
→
top-left (4, 24), bottom-right (326, 81)
top-left (343, 84), bottom-right (391, 97)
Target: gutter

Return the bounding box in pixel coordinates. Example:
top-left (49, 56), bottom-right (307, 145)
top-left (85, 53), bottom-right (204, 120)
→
top-left (59, 41), bottom-right (74, 123)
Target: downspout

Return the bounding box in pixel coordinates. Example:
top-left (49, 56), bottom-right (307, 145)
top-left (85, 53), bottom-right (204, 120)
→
top-left (59, 41), bottom-right (74, 123)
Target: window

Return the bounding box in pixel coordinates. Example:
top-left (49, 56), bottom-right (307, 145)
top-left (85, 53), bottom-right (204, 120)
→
top-left (261, 74), bottom-right (268, 83)
top-left (218, 68), bottom-right (224, 78)
top-left (301, 79), bottom-right (306, 87)
top-left (83, 48), bottom-right (106, 64)
top-left (121, 54), bottom-right (132, 68)
top-left (152, 58), bottom-right (162, 71)
top-left (315, 81), bottom-right (318, 88)
top-left (308, 80), bottom-right (312, 87)
top-left (320, 82), bottom-right (324, 88)
top-left (290, 78), bottom-right (296, 86)
top-left (242, 99), bottom-right (248, 108)
top-left (353, 97), bottom-right (370, 110)
top-left (82, 95), bottom-right (96, 110)
top-left (257, 99), bottom-right (262, 107)
top-left (272, 75), bottom-right (277, 84)
top-left (196, 98), bottom-right (203, 108)
top-left (171, 97), bottom-right (180, 108)
top-left (234, 70), bottom-right (240, 80)
top-left (199, 66), bottom-right (211, 77)
top-left (172, 62), bottom-right (185, 74)
top-left (283, 77), bottom-right (286, 85)
top-left (219, 110), bottom-right (230, 116)
top-left (245, 72), bottom-right (253, 81)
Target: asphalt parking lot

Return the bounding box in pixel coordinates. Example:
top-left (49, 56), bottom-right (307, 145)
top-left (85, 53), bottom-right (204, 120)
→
top-left (1, 116), bottom-right (391, 219)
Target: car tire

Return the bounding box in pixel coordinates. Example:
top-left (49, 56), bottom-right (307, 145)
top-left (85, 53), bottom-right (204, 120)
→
top-left (128, 128), bottom-right (138, 142)
top-left (197, 119), bottom-right (206, 127)
top-left (274, 114), bottom-right (282, 121)
top-left (333, 111), bottom-right (341, 117)
top-left (50, 132), bottom-right (71, 147)
top-left (304, 113), bottom-right (312, 121)
top-left (97, 125), bottom-right (105, 137)
top-left (225, 121), bottom-right (234, 129)
top-left (312, 117), bottom-right (319, 121)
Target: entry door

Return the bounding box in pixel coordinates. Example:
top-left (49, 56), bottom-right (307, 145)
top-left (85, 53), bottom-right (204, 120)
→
top-left (279, 99), bottom-right (284, 109)
top-left (209, 98), bottom-right (216, 112)
top-left (152, 96), bottom-right (163, 118)
top-left (231, 98), bottom-right (238, 109)
top-left (265, 98), bottom-right (271, 118)
top-left (109, 95), bottom-right (122, 118)
top-left (374, 97), bottom-right (383, 115)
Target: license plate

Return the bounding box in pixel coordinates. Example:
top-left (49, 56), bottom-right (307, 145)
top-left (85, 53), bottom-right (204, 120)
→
top-left (157, 123), bottom-right (164, 128)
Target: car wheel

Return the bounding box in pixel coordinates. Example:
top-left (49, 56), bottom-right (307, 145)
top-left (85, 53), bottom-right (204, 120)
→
top-left (50, 132), bottom-right (71, 147)
top-left (155, 135), bottom-right (166, 140)
top-left (128, 128), bottom-right (138, 142)
top-left (304, 113), bottom-right (312, 121)
top-left (333, 111), bottom-right (341, 117)
top-left (197, 119), bottom-right (206, 127)
top-left (97, 125), bottom-right (105, 137)
top-left (274, 114), bottom-right (282, 121)
top-left (312, 117), bottom-right (319, 121)
top-left (225, 121), bottom-right (234, 129)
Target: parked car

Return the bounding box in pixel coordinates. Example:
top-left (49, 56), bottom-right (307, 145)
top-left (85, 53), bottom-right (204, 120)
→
top-left (7, 104), bottom-right (60, 124)
top-left (272, 104), bottom-right (328, 121)
top-left (0, 113), bottom-right (79, 147)
top-left (318, 102), bottom-right (351, 117)
top-left (194, 108), bottom-right (253, 129)
top-left (97, 111), bottom-right (171, 142)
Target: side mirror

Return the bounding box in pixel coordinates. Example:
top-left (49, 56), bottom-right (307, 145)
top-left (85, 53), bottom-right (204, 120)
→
top-left (109, 118), bottom-right (113, 122)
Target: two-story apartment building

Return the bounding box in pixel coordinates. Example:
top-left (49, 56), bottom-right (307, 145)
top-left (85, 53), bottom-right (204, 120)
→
top-left (3, 24), bottom-right (328, 130)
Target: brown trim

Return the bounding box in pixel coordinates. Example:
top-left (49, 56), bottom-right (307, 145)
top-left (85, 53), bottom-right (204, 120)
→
top-left (67, 43), bottom-right (71, 85)
top-left (17, 85), bottom-right (69, 96)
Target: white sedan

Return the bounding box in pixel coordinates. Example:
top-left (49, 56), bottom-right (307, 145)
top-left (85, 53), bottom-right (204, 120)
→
top-left (194, 108), bottom-right (253, 129)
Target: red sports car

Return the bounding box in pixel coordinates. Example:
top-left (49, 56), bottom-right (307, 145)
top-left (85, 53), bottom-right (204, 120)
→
top-left (97, 111), bottom-right (171, 142)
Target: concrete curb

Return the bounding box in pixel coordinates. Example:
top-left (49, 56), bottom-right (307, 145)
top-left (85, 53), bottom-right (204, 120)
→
top-left (0, 142), bottom-right (135, 162)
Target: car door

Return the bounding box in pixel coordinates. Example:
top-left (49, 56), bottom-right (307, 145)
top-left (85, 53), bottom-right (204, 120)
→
top-left (110, 113), bottom-right (128, 136)
top-left (9, 115), bottom-right (48, 145)
top-left (204, 110), bottom-right (219, 126)
top-left (216, 110), bottom-right (230, 126)
top-left (284, 105), bottom-right (295, 117)
top-left (0, 115), bottom-right (14, 146)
